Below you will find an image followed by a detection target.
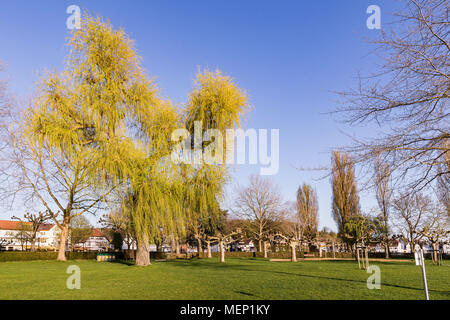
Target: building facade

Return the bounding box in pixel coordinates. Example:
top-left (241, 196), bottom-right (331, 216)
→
top-left (0, 220), bottom-right (112, 252)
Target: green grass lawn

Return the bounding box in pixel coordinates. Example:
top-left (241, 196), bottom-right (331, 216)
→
top-left (0, 258), bottom-right (448, 300)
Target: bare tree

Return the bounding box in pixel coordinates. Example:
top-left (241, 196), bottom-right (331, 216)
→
top-left (420, 202), bottom-right (449, 263)
top-left (99, 208), bottom-right (136, 251)
top-left (331, 151), bottom-right (360, 245)
top-left (10, 222), bottom-right (33, 251)
top-left (208, 222), bottom-right (242, 263)
top-left (335, 0), bottom-right (449, 193)
top-left (392, 192), bottom-right (432, 251)
top-left (0, 61), bottom-right (10, 147)
top-left (374, 158), bottom-right (392, 258)
top-left (69, 215), bottom-right (93, 251)
top-left (0, 60), bottom-right (14, 198)
top-left (12, 210), bottom-right (52, 251)
top-left (296, 183), bottom-right (319, 249)
top-left (6, 130), bottom-right (113, 260)
top-left (436, 167), bottom-right (449, 216)
top-left (233, 175), bottom-right (285, 252)
top-left (317, 227), bottom-right (339, 259)
top-left (277, 210), bottom-right (303, 262)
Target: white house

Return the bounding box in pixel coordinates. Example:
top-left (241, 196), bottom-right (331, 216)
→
top-left (0, 220), bottom-right (60, 251)
top-left (76, 228), bottom-right (111, 251)
top-left (0, 220), bottom-right (113, 252)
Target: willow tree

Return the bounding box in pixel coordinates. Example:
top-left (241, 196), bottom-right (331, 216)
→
top-left (181, 69), bottom-right (248, 257)
top-left (126, 160), bottom-right (185, 266)
top-left (181, 164), bottom-right (226, 255)
top-left (344, 216), bottom-right (376, 269)
top-left (10, 14), bottom-right (175, 261)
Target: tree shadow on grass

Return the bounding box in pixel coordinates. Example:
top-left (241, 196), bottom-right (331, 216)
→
top-left (235, 290), bottom-right (261, 298)
top-left (165, 259), bottom-right (447, 294)
top-left (109, 259), bottom-right (135, 266)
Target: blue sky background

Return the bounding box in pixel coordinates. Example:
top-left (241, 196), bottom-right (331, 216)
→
top-left (0, 0), bottom-right (403, 230)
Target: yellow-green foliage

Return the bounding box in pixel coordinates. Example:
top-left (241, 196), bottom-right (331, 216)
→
top-left (22, 13), bottom-right (249, 245)
top-left (23, 14), bottom-right (180, 235)
top-left (185, 69), bottom-right (248, 133)
top-left (181, 69), bottom-right (248, 237)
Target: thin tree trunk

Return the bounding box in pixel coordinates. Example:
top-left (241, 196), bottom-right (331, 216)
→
top-left (258, 239), bottom-right (262, 253)
top-left (291, 243), bottom-right (297, 262)
top-left (30, 237), bottom-right (36, 252)
top-left (126, 237), bottom-right (131, 251)
top-left (365, 248), bottom-right (369, 269)
top-left (136, 234), bottom-right (151, 266)
top-left (385, 242), bottom-right (390, 259)
top-left (357, 248), bottom-right (361, 269)
top-left (170, 235), bottom-right (176, 253)
top-left (332, 242), bottom-right (336, 259)
top-left (197, 237), bottom-right (202, 257)
top-left (57, 221), bottom-right (69, 261)
top-left (207, 241), bottom-right (212, 258)
top-left (438, 247), bottom-right (442, 266)
top-left (263, 241), bottom-right (268, 258)
top-left (176, 239), bottom-right (180, 255)
top-left (432, 243), bottom-right (437, 264)
top-left (220, 240), bottom-right (225, 263)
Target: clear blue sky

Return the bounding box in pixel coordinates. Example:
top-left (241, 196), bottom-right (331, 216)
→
top-left (0, 0), bottom-right (402, 229)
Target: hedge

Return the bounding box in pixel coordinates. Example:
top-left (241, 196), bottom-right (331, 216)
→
top-left (3, 250), bottom-right (444, 262)
top-left (0, 251), bottom-right (98, 262)
top-left (121, 250), bottom-right (166, 260)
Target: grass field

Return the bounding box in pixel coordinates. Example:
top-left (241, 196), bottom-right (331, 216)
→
top-left (0, 258), bottom-right (448, 300)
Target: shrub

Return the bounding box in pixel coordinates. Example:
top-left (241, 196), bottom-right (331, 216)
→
top-left (150, 252), bottom-right (166, 260)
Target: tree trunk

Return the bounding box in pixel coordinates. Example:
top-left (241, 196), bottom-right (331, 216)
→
top-left (432, 242), bottom-right (437, 264)
top-left (30, 239), bottom-right (36, 252)
top-left (170, 235), bottom-right (176, 253)
top-left (365, 248), bottom-right (369, 269)
top-left (357, 248), bottom-right (361, 269)
top-left (136, 234), bottom-right (151, 266)
top-left (57, 221), bottom-right (69, 261)
top-left (332, 242), bottom-right (336, 259)
top-left (258, 239), bottom-right (262, 253)
top-left (197, 237), bottom-right (202, 257)
top-left (220, 240), bottom-right (225, 263)
top-left (207, 241), bottom-right (212, 258)
top-left (385, 242), bottom-right (390, 259)
top-left (409, 237), bottom-right (415, 253)
top-left (176, 239), bottom-right (180, 255)
top-left (291, 243), bottom-right (297, 262)
top-left (263, 241), bottom-right (268, 258)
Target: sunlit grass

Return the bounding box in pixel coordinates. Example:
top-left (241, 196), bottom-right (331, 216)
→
top-left (0, 258), bottom-right (448, 300)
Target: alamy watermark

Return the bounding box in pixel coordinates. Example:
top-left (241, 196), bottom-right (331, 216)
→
top-left (66, 265), bottom-right (81, 289)
top-left (171, 121), bottom-right (279, 175)
top-left (66, 5), bottom-right (81, 30)
top-left (366, 5), bottom-right (381, 30)
top-left (366, 265), bottom-right (381, 289)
